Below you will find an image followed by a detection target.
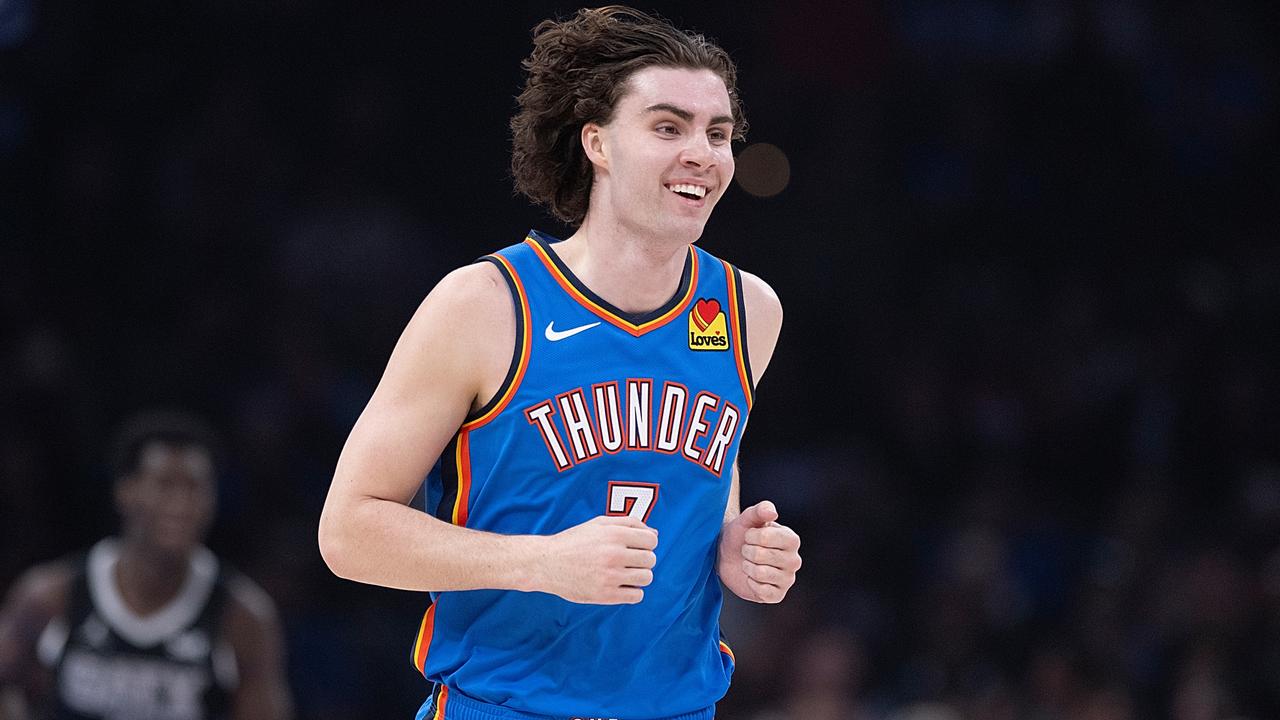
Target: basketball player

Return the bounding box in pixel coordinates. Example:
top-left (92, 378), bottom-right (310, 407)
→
top-left (0, 411), bottom-right (292, 720)
top-left (318, 6), bottom-right (801, 719)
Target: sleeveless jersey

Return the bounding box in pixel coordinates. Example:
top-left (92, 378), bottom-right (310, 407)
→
top-left (413, 231), bottom-right (756, 719)
top-left (37, 539), bottom-right (236, 720)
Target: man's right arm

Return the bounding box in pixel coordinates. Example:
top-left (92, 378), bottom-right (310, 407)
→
top-left (0, 562), bottom-right (72, 720)
top-left (317, 262), bottom-right (657, 604)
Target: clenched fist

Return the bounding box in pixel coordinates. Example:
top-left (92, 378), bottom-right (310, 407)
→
top-left (535, 515), bottom-right (659, 605)
top-left (718, 500), bottom-right (801, 603)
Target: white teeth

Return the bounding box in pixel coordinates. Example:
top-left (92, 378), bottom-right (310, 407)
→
top-left (669, 183), bottom-right (707, 198)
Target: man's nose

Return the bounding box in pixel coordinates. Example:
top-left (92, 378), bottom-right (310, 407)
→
top-left (679, 133), bottom-right (715, 168)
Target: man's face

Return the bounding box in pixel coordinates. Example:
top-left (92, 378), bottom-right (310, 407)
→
top-left (589, 65), bottom-right (736, 243)
top-left (115, 442), bottom-right (216, 556)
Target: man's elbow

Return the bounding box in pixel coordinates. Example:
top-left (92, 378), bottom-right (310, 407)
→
top-left (316, 508), bottom-right (356, 580)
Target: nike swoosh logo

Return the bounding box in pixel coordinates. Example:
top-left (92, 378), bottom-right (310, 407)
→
top-left (545, 320), bottom-right (601, 342)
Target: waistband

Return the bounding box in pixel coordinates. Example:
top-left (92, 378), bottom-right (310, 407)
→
top-left (418, 686), bottom-right (716, 720)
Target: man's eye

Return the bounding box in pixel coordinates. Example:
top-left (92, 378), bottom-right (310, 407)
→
top-left (657, 125), bottom-right (678, 135)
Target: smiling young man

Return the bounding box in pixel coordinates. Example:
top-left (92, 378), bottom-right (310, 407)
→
top-left (318, 6), bottom-right (800, 719)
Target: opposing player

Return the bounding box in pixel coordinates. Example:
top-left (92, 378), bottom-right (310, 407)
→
top-left (318, 6), bottom-right (800, 719)
top-left (0, 411), bottom-right (292, 720)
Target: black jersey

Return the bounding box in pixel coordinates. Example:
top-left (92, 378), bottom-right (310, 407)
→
top-left (37, 539), bottom-right (236, 720)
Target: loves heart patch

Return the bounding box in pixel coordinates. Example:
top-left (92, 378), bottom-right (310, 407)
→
top-left (688, 297), bottom-right (729, 351)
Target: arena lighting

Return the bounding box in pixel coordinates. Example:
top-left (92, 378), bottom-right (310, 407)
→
top-left (734, 142), bottom-right (791, 198)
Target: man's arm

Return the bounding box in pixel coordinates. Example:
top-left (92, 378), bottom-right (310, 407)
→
top-left (223, 576), bottom-right (292, 720)
top-left (0, 562), bottom-right (73, 720)
top-left (717, 270), bottom-right (802, 603)
top-left (317, 262), bottom-right (657, 605)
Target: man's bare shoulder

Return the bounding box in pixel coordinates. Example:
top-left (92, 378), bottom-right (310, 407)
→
top-left (738, 269), bottom-right (782, 325)
top-left (408, 261), bottom-right (513, 341)
top-left (376, 260), bottom-right (516, 417)
top-left (221, 571), bottom-right (280, 630)
top-left (735, 269), bottom-right (783, 384)
top-left (422, 259), bottom-right (506, 307)
top-left (2, 559), bottom-right (76, 615)
top-left (396, 258), bottom-right (512, 361)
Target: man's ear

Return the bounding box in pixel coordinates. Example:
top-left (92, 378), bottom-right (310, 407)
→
top-left (582, 121), bottom-right (608, 169)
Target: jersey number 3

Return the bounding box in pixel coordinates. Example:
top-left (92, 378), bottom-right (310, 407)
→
top-left (606, 481), bottom-right (660, 523)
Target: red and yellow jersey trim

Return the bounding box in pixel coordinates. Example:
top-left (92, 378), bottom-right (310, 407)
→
top-left (524, 237), bottom-right (699, 337)
top-left (719, 639), bottom-right (736, 663)
top-left (411, 432), bottom-right (473, 679)
top-left (411, 602), bottom-right (437, 676)
top-left (450, 431), bottom-right (472, 527)
top-left (722, 260), bottom-right (755, 411)
top-left (426, 685), bottom-right (449, 719)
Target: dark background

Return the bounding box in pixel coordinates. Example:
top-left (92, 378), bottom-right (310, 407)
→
top-left (2, 2), bottom-right (1278, 718)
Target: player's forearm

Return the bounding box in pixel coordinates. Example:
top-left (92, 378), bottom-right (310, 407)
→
top-left (318, 495), bottom-right (544, 593)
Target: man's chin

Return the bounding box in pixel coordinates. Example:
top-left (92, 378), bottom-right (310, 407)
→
top-left (624, 211), bottom-right (710, 246)
top-left (146, 533), bottom-right (203, 558)
top-left (663, 216), bottom-right (710, 244)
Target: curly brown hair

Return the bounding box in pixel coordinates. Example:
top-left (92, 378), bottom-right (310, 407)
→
top-left (510, 5), bottom-right (748, 226)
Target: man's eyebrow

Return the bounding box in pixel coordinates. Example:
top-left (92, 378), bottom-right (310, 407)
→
top-left (644, 103), bottom-right (735, 127)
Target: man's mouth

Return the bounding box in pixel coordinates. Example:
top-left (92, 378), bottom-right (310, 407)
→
top-left (666, 183), bottom-right (708, 200)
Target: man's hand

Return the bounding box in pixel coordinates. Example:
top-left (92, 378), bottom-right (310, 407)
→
top-left (537, 516), bottom-right (659, 605)
top-left (718, 501), bottom-right (801, 603)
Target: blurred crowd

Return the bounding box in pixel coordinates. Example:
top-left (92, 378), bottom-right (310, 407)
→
top-left (2, 2), bottom-right (1277, 719)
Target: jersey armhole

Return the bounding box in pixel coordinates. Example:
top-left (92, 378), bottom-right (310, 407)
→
top-left (462, 255), bottom-right (531, 427)
top-left (725, 262), bottom-right (756, 409)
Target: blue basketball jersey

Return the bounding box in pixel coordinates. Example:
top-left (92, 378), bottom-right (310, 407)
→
top-left (413, 230), bottom-right (756, 719)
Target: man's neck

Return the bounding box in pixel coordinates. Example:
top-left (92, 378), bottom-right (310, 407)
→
top-left (557, 218), bottom-right (692, 314)
top-left (113, 537), bottom-right (191, 616)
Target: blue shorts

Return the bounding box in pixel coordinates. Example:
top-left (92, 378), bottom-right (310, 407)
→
top-left (415, 686), bottom-right (716, 720)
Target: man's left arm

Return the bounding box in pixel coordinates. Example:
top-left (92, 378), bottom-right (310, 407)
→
top-left (716, 271), bottom-right (801, 604)
top-left (223, 576), bottom-right (293, 720)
